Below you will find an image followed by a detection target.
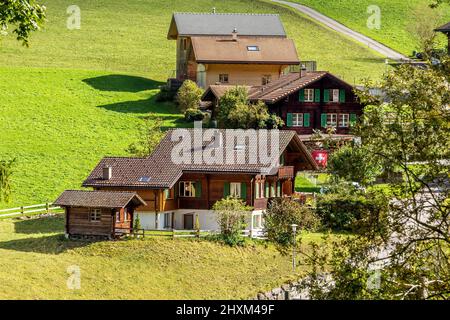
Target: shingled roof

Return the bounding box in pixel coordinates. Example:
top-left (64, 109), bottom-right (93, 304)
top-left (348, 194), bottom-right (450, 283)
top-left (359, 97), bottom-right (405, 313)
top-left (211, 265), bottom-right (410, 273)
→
top-left (435, 22), bottom-right (450, 33)
top-left (190, 36), bottom-right (299, 64)
top-left (83, 129), bottom-right (317, 189)
top-left (203, 71), bottom-right (354, 104)
top-left (167, 13), bottom-right (287, 39)
top-left (54, 190), bottom-right (147, 208)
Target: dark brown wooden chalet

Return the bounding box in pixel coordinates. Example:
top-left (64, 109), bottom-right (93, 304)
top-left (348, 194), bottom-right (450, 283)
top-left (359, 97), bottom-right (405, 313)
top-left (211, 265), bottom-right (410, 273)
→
top-left (54, 190), bottom-right (146, 239)
top-left (54, 129), bottom-right (318, 234)
top-left (203, 71), bottom-right (364, 135)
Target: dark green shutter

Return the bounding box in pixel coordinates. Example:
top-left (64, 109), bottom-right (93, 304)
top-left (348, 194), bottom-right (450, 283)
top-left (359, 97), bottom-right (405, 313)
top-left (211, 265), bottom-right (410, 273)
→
top-left (223, 182), bottom-right (230, 198)
top-left (195, 181), bottom-right (202, 198)
top-left (350, 113), bottom-right (357, 126)
top-left (277, 181), bottom-right (281, 197)
top-left (299, 89), bottom-right (305, 102)
top-left (314, 89), bottom-right (321, 102)
top-left (270, 183), bottom-right (275, 197)
top-left (265, 182), bottom-right (269, 198)
top-left (286, 113), bottom-right (293, 127)
top-left (339, 89), bottom-right (346, 103)
top-left (324, 89), bottom-right (330, 102)
top-left (241, 183), bottom-right (247, 200)
top-left (279, 153), bottom-right (285, 166)
top-left (164, 189), bottom-right (169, 199)
top-left (174, 183), bottom-right (178, 198)
top-left (321, 113), bottom-right (327, 128)
top-left (303, 113), bottom-right (310, 127)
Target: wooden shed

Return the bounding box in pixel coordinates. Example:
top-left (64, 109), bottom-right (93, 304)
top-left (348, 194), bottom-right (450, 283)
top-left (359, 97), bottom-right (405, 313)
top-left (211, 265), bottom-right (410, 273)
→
top-left (54, 190), bottom-right (147, 239)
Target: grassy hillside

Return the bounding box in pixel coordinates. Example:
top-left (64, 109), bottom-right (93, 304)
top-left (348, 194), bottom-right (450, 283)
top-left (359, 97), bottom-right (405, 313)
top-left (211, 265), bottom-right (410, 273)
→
top-left (291, 0), bottom-right (450, 55)
top-left (0, 215), bottom-right (313, 299)
top-left (0, 0), bottom-right (389, 208)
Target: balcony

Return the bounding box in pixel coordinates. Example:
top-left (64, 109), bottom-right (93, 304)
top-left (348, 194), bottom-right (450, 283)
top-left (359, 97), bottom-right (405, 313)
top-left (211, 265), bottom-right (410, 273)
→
top-left (278, 166), bottom-right (294, 179)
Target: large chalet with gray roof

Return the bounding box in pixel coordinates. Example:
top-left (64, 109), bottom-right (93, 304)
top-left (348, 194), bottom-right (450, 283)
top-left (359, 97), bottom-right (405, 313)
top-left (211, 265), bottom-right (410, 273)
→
top-left (55, 129), bottom-right (317, 239)
top-left (168, 12), bottom-right (300, 88)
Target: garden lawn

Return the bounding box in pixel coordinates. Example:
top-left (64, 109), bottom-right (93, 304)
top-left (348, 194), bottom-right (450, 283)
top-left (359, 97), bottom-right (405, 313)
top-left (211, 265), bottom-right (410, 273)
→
top-left (295, 173), bottom-right (329, 193)
top-left (0, 215), bottom-right (312, 299)
top-left (0, 0), bottom-right (389, 208)
top-left (291, 0), bottom-right (450, 56)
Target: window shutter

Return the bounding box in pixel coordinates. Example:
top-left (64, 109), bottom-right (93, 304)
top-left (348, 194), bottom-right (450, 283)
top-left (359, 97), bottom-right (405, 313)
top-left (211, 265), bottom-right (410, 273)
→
top-left (270, 183), bottom-right (275, 197)
top-left (339, 89), bottom-right (346, 103)
top-left (164, 189), bottom-right (169, 199)
top-left (303, 113), bottom-right (310, 127)
top-left (241, 183), bottom-right (247, 200)
top-left (321, 113), bottom-right (327, 127)
top-left (277, 181), bottom-right (281, 197)
top-left (286, 113), bottom-right (293, 127)
top-left (195, 181), bottom-right (202, 198)
top-left (223, 182), bottom-right (230, 198)
top-left (299, 89), bottom-right (305, 102)
top-left (324, 89), bottom-right (330, 102)
top-left (255, 182), bottom-right (260, 199)
top-left (350, 113), bottom-right (357, 126)
top-left (265, 182), bottom-right (270, 198)
top-left (174, 183), bottom-right (179, 198)
top-left (314, 89), bottom-right (321, 102)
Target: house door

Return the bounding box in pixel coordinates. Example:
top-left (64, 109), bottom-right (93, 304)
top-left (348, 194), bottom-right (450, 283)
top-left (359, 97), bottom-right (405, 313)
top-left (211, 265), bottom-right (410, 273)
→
top-left (184, 214), bottom-right (194, 230)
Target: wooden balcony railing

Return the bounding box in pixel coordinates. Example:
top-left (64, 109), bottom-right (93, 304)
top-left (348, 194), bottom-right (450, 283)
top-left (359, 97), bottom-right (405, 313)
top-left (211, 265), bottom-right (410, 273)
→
top-left (278, 166), bottom-right (294, 179)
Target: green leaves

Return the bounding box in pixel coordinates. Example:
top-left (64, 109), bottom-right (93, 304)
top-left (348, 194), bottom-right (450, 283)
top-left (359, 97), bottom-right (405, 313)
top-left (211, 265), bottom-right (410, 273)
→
top-left (0, 158), bottom-right (16, 203)
top-left (0, 0), bottom-right (46, 46)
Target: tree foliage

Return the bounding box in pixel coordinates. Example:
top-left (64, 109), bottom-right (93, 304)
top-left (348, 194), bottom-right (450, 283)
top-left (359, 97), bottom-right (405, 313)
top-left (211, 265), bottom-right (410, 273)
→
top-left (176, 80), bottom-right (204, 112)
top-left (299, 50), bottom-right (450, 299)
top-left (126, 114), bottom-right (165, 157)
top-left (217, 87), bottom-right (284, 129)
top-left (0, 158), bottom-right (16, 203)
top-left (212, 197), bottom-right (252, 246)
top-left (0, 0), bottom-right (46, 46)
top-left (327, 145), bottom-right (382, 186)
top-left (264, 198), bottom-right (319, 255)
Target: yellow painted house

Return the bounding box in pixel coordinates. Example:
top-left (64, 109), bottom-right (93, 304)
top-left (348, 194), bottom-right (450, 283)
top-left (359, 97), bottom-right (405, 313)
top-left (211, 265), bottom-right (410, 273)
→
top-left (167, 12), bottom-right (300, 88)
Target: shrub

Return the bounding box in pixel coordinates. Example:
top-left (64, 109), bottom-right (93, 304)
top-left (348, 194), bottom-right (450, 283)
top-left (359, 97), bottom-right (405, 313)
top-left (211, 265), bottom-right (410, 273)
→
top-left (184, 108), bottom-right (205, 122)
top-left (212, 197), bottom-right (252, 246)
top-left (176, 80), bottom-right (204, 112)
top-left (264, 198), bottom-right (319, 255)
top-left (133, 214), bottom-right (142, 233)
top-left (316, 191), bottom-right (388, 232)
top-left (156, 85), bottom-right (176, 102)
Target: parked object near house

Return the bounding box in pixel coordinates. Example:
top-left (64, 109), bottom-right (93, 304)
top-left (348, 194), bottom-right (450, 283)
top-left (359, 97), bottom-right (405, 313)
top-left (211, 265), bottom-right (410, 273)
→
top-left (167, 12), bottom-right (300, 88)
top-left (54, 190), bottom-right (147, 239)
top-left (203, 71), bottom-right (364, 135)
top-left (55, 129), bottom-right (318, 238)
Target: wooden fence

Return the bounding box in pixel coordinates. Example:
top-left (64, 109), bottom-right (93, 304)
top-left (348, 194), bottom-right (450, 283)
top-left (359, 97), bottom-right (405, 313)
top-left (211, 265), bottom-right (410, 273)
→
top-left (0, 203), bottom-right (63, 218)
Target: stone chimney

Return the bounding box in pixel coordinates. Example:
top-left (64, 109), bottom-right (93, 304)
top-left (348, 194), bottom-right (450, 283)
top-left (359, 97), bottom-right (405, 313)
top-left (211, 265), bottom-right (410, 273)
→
top-left (300, 66), bottom-right (307, 78)
top-left (103, 166), bottom-right (112, 180)
top-left (232, 28), bottom-right (238, 41)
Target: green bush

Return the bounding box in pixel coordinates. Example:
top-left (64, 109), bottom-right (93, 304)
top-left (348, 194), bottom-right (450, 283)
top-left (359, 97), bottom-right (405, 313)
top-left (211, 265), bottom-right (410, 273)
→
top-left (156, 85), bottom-right (176, 102)
top-left (316, 191), bottom-right (388, 232)
top-left (184, 108), bottom-right (205, 122)
top-left (176, 80), bottom-right (204, 112)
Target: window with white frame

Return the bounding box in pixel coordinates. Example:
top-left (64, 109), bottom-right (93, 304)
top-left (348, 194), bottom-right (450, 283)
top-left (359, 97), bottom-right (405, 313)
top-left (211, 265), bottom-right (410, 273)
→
top-left (219, 74), bottom-right (229, 83)
top-left (330, 89), bottom-right (339, 102)
top-left (305, 89), bottom-right (314, 102)
top-left (339, 114), bottom-right (350, 127)
top-left (230, 182), bottom-right (241, 198)
top-left (115, 211), bottom-right (120, 223)
top-left (252, 214), bottom-right (262, 229)
top-left (163, 213), bottom-right (172, 229)
top-left (123, 209), bottom-right (128, 222)
top-left (327, 114), bottom-right (337, 127)
top-left (90, 209), bottom-right (101, 222)
top-left (179, 181), bottom-right (196, 197)
top-left (292, 113), bottom-right (303, 127)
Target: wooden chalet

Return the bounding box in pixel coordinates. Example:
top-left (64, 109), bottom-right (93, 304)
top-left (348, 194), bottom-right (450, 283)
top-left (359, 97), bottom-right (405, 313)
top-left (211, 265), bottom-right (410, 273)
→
top-left (167, 12), bottom-right (300, 88)
top-left (56, 129), bottom-right (318, 238)
top-left (203, 71), bottom-right (364, 135)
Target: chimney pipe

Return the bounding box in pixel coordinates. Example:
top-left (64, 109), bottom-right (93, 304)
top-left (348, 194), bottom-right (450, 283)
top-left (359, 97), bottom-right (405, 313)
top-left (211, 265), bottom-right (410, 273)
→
top-left (300, 66), bottom-right (307, 78)
top-left (103, 166), bottom-right (112, 180)
top-left (232, 28), bottom-right (238, 41)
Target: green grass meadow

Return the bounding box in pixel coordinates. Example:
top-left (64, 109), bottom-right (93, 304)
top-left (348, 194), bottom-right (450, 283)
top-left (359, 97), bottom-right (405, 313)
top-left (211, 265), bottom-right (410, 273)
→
top-left (0, 215), bottom-right (312, 299)
top-left (292, 0), bottom-right (450, 55)
top-left (0, 0), bottom-right (392, 209)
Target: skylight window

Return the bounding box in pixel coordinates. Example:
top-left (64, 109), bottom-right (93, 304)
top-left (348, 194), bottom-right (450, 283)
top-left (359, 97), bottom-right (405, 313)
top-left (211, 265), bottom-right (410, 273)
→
top-left (138, 176), bottom-right (151, 183)
top-left (247, 46), bottom-right (260, 51)
top-left (234, 144), bottom-right (246, 151)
